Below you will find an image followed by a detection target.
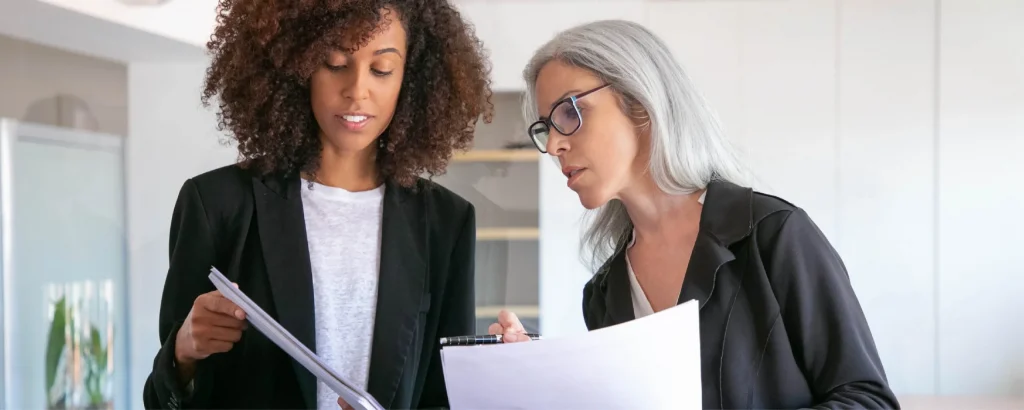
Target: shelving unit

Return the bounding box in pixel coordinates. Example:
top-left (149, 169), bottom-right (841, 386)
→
top-left (453, 149), bottom-right (538, 163)
top-left (433, 92), bottom-right (541, 333)
top-left (476, 227), bottom-right (539, 241)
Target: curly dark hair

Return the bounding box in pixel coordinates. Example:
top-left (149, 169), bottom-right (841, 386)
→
top-left (201, 0), bottom-right (494, 187)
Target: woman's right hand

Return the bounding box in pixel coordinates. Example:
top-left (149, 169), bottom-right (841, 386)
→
top-left (173, 286), bottom-right (247, 378)
top-left (487, 309), bottom-right (532, 343)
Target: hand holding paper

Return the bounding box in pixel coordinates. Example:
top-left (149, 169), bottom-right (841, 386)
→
top-left (207, 267), bottom-right (385, 410)
top-left (441, 300), bottom-right (702, 410)
top-left (173, 284), bottom-right (248, 382)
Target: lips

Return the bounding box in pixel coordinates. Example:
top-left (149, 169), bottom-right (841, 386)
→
top-left (336, 112), bottom-right (374, 131)
top-left (561, 166), bottom-right (586, 178)
top-left (562, 166), bottom-right (587, 189)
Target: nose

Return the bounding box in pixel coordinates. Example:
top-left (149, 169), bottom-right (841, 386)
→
top-left (546, 132), bottom-right (569, 156)
top-left (342, 69), bottom-right (370, 101)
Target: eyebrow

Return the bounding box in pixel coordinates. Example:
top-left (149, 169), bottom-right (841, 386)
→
top-left (329, 47), bottom-right (404, 58)
top-left (374, 47), bottom-right (403, 58)
top-left (549, 89), bottom-right (581, 110)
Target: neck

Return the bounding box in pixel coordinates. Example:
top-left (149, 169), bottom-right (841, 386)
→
top-left (618, 175), bottom-right (704, 245)
top-left (313, 140), bottom-right (381, 192)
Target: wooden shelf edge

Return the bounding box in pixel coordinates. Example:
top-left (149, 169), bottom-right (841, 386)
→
top-left (476, 305), bottom-right (540, 318)
top-left (453, 149), bottom-right (538, 162)
top-left (476, 227), bottom-right (539, 241)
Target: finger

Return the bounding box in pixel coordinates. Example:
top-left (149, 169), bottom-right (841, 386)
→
top-left (502, 332), bottom-right (533, 343)
top-left (195, 308), bottom-right (247, 329)
top-left (497, 310), bottom-right (524, 332)
top-left (193, 324), bottom-right (244, 344)
top-left (195, 339), bottom-right (235, 356)
top-left (202, 293), bottom-right (246, 320)
top-left (337, 397), bottom-right (353, 410)
top-left (487, 322), bottom-right (504, 335)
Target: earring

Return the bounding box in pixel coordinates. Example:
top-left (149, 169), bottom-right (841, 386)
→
top-left (378, 138), bottom-right (385, 149)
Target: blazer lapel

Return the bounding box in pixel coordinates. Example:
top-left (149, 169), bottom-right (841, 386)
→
top-left (366, 182), bottom-right (427, 408)
top-left (602, 250), bottom-right (636, 326)
top-left (678, 231), bottom-right (735, 308)
top-left (252, 172), bottom-right (318, 409)
top-left (679, 180), bottom-right (753, 308)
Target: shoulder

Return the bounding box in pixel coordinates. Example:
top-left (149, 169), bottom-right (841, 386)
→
top-left (749, 190), bottom-right (816, 246)
top-left (751, 190), bottom-right (798, 225)
top-left (188, 163), bottom-right (253, 196)
top-left (176, 163), bottom-right (256, 221)
top-left (748, 191), bottom-right (838, 272)
top-left (414, 177), bottom-right (474, 223)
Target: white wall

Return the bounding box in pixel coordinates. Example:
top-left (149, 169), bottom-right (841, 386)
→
top-left (32, 0), bottom-right (217, 50)
top-left (126, 61), bottom-right (235, 406)
top-left (936, 0), bottom-right (1024, 396)
top-left (836, 0), bottom-right (939, 395)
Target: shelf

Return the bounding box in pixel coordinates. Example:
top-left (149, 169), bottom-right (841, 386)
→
top-left (476, 305), bottom-right (540, 318)
top-left (453, 149), bottom-right (538, 162)
top-left (477, 227), bottom-right (539, 241)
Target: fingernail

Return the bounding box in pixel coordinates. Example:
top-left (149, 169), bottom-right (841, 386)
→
top-left (235, 310), bottom-right (244, 319)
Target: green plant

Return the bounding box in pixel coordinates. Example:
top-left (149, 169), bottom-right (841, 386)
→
top-left (45, 296), bottom-right (67, 408)
top-left (44, 294), bottom-right (113, 409)
top-left (82, 324), bottom-right (111, 408)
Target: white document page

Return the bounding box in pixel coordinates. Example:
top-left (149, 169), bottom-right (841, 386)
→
top-left (440, 299), bottom-right (702, 410)
top-left (208, 267), bottom-right (385, 410)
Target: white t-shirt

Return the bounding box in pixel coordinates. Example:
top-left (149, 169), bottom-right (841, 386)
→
top-left (300, 180), bottom-right (384, 410)
top-left (626, 190), bottom-right (706, 319)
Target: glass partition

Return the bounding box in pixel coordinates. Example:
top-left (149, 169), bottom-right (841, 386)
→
top-left (0, 118), bottom-right (127, 410)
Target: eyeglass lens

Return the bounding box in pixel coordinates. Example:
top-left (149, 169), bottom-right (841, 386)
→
top-left (529, 99), bottom-right (581, 152)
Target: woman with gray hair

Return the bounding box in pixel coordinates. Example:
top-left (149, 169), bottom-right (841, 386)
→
top-left (489, 20), bottom-right (899, 409)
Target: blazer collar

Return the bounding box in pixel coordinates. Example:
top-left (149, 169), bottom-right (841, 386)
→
top-left (252, 170), bottom-right (426, 409)
top-left (598, 179), bottom-right (754, 326)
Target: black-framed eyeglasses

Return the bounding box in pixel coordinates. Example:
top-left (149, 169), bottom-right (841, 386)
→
top-left (527, 83), bottom-right (611, 153)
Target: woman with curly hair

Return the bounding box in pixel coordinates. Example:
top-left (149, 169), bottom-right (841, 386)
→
top-left (141, 0), bottom-right (492, 409)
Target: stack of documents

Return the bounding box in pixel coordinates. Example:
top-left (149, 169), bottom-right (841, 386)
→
top-left (440, 300), bottom-right (702, 410)
top-left (208, 267), bottom-right (385, 410)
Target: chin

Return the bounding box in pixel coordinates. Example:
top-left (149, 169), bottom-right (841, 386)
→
top-left (324, 129), bottom-right (378, 151)
top-left (576, 191), bottom-right (612, 210)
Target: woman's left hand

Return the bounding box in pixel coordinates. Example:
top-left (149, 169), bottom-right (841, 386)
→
top-left (337, 397), bottom-right (353, 410)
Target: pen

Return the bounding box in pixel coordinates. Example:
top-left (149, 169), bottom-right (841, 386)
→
top-left (439, 334), bottom-right (542, 346)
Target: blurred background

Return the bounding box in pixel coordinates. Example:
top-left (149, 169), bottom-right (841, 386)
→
top-left (0, 0), bottom-right (1021, 409)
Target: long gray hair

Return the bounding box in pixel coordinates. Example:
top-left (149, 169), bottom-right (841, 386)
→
top-left (521, 20), bottom-right (750, 271)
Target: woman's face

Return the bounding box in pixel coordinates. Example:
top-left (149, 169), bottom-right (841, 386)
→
top-left (532, 60), bottom-right (649, 209)
top-left (310, 9), bottom-right (407, 154)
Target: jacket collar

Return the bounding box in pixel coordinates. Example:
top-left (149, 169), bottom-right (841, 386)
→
top-left (596, 179), bottom-right (754, 326)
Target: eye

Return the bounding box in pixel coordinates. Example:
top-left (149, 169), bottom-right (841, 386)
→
top-left (556, 101), bottom-right (579, 120)
top-left (371, 68), bottom-right (393, 77)
top-left (326, 63), bottom-right (346, 72)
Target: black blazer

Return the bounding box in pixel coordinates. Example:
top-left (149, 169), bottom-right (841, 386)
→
top-left (142, 164), bottom-right (476, 410)
top-left (583, 180), bottom-right (900, 409)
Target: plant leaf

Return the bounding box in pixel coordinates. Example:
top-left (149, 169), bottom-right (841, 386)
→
top-left (44, 296), bottom-right (66, 395)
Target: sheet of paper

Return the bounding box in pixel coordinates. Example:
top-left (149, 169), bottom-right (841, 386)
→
top-left (441, 299), bottom-right (702, 410)
top-left (208, 267), bottom-right (385, 410)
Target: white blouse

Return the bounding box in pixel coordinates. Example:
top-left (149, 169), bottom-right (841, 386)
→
top-left (624, 190), bottom-right (706, 319)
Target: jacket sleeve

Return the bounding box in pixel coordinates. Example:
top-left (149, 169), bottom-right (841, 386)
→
top-left (767, 208), bottom-right (900, 410)
top-left (416, 204), bottom-right (476, 409)
top-left (142, 179), bottom-right (219, 409)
